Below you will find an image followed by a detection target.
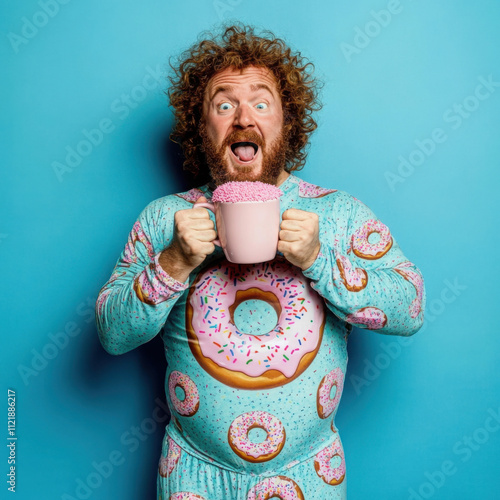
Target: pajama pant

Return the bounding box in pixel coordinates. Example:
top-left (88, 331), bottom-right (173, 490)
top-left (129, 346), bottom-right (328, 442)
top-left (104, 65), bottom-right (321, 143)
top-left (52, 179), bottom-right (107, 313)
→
top-left (157, 425), bottom-right (347, 500)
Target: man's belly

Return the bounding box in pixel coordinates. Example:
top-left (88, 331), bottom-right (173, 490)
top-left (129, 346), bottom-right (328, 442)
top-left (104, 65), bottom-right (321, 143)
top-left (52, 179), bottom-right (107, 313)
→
top-left (161, 258), bottom-right (349, 473)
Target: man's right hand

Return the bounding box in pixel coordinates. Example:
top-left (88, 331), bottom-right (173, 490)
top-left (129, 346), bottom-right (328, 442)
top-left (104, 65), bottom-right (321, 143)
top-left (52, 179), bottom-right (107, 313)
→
top-left (158, 196), bottom-right (217, 282)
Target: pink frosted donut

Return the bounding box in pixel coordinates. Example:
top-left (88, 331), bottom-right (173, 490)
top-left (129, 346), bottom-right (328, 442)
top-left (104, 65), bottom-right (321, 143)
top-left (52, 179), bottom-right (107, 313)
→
top-left (168, 371), bottom-right (200, 417)
top-left (298, 180), bottom-right (337, 198)
top-left (96, 270), bottom-right (126, 310)
top-left (123, 221), bottom-right (155, 264)
top-left (394, 261), bottom-right (424, 318)
top-left (169, 494), bottom-right (207, 500)
top-left (228, 411), bottom-right (286, 463)
top-left (109, 270), bottom-right (126, 285)
top-left (336, 254), bottom-right (368, 292)
top-left (212, 181), bottom-right (282, 203)
top-left (158, 437), bottom-right (181, 478)
top-left (186, 258), bottom-right (325, 390)
top-left (314, 439), bottom-right (346, 485)
top-left (246, 475), bottom-right (304, 500)
top-left (96, 288), bottom-right (112, 318)
top-left (351, 219), bottom-right (393, 260)
top-left (317, 367), bottom-right (345, 419)
top-left (346, 306), bottom-right (387, 330)
top-left (175, 188), bottom-right (205, 204)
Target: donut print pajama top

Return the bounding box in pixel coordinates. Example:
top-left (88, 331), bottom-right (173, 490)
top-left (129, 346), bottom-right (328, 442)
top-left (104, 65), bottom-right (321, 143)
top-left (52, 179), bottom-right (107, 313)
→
top-left (95, 174), bottom-right (426, 500)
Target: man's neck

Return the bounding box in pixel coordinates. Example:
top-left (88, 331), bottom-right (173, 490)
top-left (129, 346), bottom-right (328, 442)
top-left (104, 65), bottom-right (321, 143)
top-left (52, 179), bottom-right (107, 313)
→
top-left (276, 170), bottom-right (290, 187)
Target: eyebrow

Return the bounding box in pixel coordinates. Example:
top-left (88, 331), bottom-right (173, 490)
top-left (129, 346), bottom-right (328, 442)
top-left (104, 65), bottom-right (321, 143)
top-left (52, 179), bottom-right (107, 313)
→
top-left (208, 83), bottom-right (276, 101)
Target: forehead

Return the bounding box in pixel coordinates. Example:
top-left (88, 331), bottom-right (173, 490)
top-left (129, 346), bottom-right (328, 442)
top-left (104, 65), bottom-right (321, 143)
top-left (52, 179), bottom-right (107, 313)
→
top-left (204, 66), bottom-right (280, 101)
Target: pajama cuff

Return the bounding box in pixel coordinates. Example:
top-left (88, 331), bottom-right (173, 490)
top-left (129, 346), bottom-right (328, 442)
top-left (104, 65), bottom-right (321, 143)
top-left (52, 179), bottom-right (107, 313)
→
top-left (153, 253), bottom-right (190, 293)
top-left (133, 254), bottom-right (190, 306)
top-left (302, 242), bottom-right (329, 283)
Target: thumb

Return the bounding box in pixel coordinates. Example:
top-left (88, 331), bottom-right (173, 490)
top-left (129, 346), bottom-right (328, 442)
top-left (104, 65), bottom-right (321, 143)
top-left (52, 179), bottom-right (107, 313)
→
top-left (195, 195), bottom-right (208, 204)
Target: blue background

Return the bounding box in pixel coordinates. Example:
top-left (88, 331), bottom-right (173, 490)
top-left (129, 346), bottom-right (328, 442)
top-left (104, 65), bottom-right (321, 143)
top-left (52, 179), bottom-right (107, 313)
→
top-left (2, 0), bottom-right (499, 498)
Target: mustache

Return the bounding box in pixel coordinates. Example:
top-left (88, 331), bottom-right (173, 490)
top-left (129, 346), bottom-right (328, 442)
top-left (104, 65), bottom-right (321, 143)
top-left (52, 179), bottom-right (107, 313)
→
top-left (223, 130), bottom-right (264, 148)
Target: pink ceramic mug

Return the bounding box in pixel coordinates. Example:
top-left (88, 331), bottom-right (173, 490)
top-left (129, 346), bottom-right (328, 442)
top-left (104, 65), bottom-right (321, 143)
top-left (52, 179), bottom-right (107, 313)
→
top-left (193, 199), bottom-right (281, 264)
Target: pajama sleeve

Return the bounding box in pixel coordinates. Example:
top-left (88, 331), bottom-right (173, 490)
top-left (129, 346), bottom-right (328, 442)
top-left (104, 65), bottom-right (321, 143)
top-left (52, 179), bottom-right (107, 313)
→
top-left (302, 191), bottom-right (425, 336)
top-left (95, 198), bottom-right (189, 355)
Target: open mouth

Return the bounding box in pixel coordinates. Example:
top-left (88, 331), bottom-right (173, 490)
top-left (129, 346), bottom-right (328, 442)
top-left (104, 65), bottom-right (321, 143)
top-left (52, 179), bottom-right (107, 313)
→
top-left (230, 142), bottom-right (259, 163)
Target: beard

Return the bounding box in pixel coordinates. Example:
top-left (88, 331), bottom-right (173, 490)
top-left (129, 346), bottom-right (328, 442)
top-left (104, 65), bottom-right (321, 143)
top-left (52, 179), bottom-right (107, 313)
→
top-left (199, 121), bottom-right (289, 186)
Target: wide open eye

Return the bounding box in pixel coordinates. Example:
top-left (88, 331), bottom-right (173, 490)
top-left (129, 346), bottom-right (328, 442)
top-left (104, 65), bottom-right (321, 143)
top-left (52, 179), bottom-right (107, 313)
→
top-left (256, 102), bottom-right (268, 110)
top-left (219, 102), bottom-right (233, 111)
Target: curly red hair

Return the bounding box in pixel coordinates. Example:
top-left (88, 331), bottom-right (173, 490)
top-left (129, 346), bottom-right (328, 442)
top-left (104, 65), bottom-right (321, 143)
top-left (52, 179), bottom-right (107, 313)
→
top-left (165, 23), bottom-right (323, 180)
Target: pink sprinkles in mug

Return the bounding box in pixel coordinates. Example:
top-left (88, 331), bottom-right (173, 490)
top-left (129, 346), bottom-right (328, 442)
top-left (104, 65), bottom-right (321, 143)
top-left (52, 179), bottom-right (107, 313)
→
top-left (212, 181), bottom-right (282, 203)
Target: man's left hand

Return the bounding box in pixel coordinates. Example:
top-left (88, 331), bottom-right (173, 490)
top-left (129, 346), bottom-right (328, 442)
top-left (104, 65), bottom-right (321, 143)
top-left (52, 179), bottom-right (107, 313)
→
top-left (278, 209), bottom-right (321, 271)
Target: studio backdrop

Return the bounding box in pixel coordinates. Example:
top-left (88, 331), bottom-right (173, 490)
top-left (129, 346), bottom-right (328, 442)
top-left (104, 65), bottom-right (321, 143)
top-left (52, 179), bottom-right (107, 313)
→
top-left (2, 0), bottom-right (499, 499)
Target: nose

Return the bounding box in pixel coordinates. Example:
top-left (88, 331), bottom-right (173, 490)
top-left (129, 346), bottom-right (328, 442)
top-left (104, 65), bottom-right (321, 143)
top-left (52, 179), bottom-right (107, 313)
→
top-left (233, 103), bottom-right (255, 128)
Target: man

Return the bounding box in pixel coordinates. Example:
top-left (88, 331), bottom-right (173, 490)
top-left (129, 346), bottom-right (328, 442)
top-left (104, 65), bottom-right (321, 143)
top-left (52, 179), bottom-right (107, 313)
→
top-left (96, 24), bottom-right (425, 500)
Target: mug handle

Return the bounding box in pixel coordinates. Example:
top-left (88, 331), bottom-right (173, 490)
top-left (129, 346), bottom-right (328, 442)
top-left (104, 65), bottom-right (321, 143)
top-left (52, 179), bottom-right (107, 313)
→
top-left (192, 201), bottom-right (221, 247)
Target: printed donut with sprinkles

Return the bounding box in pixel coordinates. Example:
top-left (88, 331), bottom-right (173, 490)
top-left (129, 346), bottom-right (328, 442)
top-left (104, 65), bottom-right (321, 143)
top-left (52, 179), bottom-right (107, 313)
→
top-left (185, 258), bottom-right (326, 390)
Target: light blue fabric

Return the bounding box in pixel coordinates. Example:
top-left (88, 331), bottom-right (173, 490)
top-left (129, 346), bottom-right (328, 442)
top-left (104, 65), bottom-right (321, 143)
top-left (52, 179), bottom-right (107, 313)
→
top-left (96, 174), bottom-right (425, 500)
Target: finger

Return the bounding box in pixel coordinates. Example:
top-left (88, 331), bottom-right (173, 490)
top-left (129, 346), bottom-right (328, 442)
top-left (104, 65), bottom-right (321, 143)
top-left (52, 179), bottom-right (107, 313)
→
top-left (188, 218), bottom-right (215, 230)
top-left (189, 207), bottom-right (212, 219)
top-left (200, 241), bottom-right (216, 255)
top-left (279, 229), bottom-right (301, 242)
top-left (194, 229), bottom-right (218, 242)
top-left (183, 240), bottom-right (214, 255)
top-left (176, 218), bottom-right (213, 236)
top-left (282, 208), bottom-right (312, 221)
top-left (181, 235), bottom-right (215, 254)
top-left (187, 239), bottom-right (215, 255)
top-left (175, 207), bottom-right (211, 223)
top-left (277, 240), bottom-right (293, 254)
top-left (280, 219), bottom-right (304, 232)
